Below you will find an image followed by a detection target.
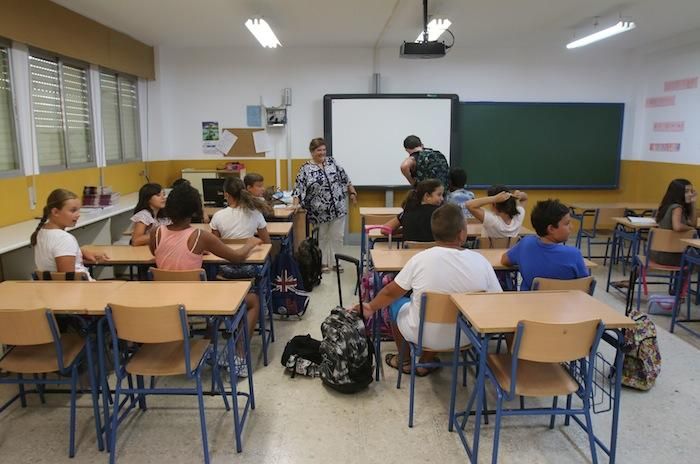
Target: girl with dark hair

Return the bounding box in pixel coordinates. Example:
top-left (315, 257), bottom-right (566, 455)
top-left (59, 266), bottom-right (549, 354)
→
top-left (293, 137), bottom-right (357, 272)
top-left (130, 183), bottom-right (171, 246)
top-left (466, 185), bottom-right (528, 238)
top-left (651, 178), bottom-right (698, 265)
top-left (382, 178), bottom-right (444, 242)
top-left (150, 183), bottom-right (262, 377)
top-left (31, 189), bottom-right (108, 279)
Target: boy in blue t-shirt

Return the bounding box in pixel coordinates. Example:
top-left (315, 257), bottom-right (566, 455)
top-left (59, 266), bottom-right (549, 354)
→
top-left (501, 199), bottom-right (588, 290)
top-left (446, 167), bottom-right (475, 218)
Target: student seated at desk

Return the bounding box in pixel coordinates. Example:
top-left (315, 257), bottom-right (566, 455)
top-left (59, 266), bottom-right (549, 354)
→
top-left (382, 179), bottom-right (444, 242)
top-left (131, 183), bottom-right (171, 246)
top-left (172, 178), bottom-right (209, 223)
top-left (31, 189), bottom-right (109, 281)
top-left (244, 173), bottom-right (266, 198)
top-left (465, 185), bottom-right (528, 238)
top-left (446, 167), bottom-right (475, 218)
top-left (501, 199), bottom-right (588, 291)
top-left (210, 177), bottom-right (271, 279)
top-left (356, 204), bottom-right (502, 375)
top-left (651, 178), bottom-right (698, 265)
top-left (151, 183), bottom-right (262, 377)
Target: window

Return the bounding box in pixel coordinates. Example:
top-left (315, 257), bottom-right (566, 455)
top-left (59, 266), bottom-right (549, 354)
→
top-left (29, 52), bottom-right (94, 170)
top-left (0, 42), bottom-right (20, 174)
top-left (100, 70), bottom-right (140, 163)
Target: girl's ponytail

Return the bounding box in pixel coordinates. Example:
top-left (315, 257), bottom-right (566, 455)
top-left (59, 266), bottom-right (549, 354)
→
top-left (30, 207), bottom-right (49, 246)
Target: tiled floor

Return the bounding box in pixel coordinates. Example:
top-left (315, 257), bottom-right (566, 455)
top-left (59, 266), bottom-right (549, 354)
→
top-left (0, 244), bottom-right (699, 463)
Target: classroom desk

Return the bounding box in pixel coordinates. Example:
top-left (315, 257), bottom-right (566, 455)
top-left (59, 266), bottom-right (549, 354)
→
top-left (359, 207), bottom-right (404, 216)
top-left (0, 280), bottom-right (126, 313)
top-left (82, 244), bottom-right (272, 265)
top-left (570, 202), bottom-right (658, 212)
top-left (370, 248), bottom-right (596, 273)
top-left (367, 223), bottom-right (535, 239)
top-left (192, 222), bottom-right (293, 237)
top-left (448, 290), bottom-right (634, 463)
top-left (205, 206), bottom-right (296, 220)
top-left (606, 217), bottom-right (658, 293)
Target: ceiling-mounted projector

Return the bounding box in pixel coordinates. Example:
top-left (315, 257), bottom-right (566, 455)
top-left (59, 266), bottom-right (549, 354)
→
top-left (400, 0), bottom-right (452, 59)
top-left (400, 41), bottom-right (446, 58)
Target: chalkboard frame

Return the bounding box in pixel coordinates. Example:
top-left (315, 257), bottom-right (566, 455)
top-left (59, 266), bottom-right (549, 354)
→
top-left (323, 93), bottom-right (460, 188)
top-left (454, 101), bottom-right (624, 190)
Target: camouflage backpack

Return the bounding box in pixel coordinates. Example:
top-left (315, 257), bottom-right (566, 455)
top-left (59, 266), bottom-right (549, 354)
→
top-left (621, 309), bottom-right (661, 390)
top-left (319, 307), bottom-right (374, 394)
top-left (413, 148), bottom-right (450, 188)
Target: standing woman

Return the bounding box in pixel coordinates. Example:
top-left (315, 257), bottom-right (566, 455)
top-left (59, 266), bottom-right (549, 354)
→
top-left (293, 137), bottom-right (357, 272)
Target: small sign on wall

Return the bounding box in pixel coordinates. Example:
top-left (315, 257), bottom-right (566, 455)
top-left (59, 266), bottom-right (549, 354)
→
top-left (202, 121), bottom-right (220, 154)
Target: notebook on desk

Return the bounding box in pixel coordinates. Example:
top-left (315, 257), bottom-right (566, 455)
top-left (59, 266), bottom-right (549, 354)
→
top-left (626, 216), bottom-right (657, 225)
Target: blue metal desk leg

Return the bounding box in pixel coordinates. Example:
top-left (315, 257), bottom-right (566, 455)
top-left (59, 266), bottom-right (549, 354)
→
top-left (609, 329), bottom-right (624, 464)
top-left (448, 320), bottom-right (461, 432)
top-left (606, 226), bottom-right (620, 292)
top-left (372, 270), bottom-right (382, 381)
top-left (97, 317), bottom-right (112, 449)
top-left (470, 332), bottom-right (490, 464)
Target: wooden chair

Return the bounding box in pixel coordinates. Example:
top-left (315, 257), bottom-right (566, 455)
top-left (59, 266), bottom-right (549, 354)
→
top-left (634, 228), bottom-right (697, 311)
top-left (148, 267), bottom-right (206, 281)
top-left (32, 270), bottom-right (89, 281)
top-left (486, 319), bottom-right (605, 463)
top-left (396, 292), bottom-right (475, 427)
top-left (478, 236), bottom-right (519, 249)
top-left (403, 241), bottom-right (437, 250)
top-left (573, 207), bottom-right (626, 262)
top-left (532, 276), bottom-right (596, 296)
top-left (0, 308), bottom-right (102, 457)
top-left (105, 303), bottom-right (229, 464)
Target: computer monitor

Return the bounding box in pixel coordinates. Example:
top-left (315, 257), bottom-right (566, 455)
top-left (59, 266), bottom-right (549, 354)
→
top-left (202, 178), bottom-right (226, 207)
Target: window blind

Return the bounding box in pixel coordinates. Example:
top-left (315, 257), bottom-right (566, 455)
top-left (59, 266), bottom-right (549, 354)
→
top-left (119, 77), bottom-right (139, 160)
top-left (0, 45), bottom-right (19, 172)
top-left (61, 63), bottom-right (92, 165)
top-left (100, 71), bottom-right (121, 162)
top-left (100, 70), bottom-right (140, 162)
top-left (29, 55), bottom-right (65, 168)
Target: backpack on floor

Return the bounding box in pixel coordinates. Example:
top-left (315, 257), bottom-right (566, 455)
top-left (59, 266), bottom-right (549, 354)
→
top-left (361, 270), bottom-right (395, 341)
top-left (621, 308), bottom-right (661, 391)
top-left (281, 334), bottom-right (322, 378)
top-left (296, 231), bottom-right (322, 291)
top-left (319, 307), bottom-right (374, 394)
top-left (271, 252), bottom-right (310, 318)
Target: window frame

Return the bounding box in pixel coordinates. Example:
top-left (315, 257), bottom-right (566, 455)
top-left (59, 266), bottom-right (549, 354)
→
top-left (0, 38), bottom-right (22, 178)
top-left (100, 67), bottom-right (142, 165)
top-left (28, 48), bottom-right (96, 172)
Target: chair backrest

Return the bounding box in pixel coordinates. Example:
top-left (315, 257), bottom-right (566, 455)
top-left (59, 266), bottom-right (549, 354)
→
top-left (221, 238), bottom-right (249, 244)
top-left (0, 308), bottom-right (56, 345)
top-left (515, 319), bottom-right (602, 363)
top-left (595, 208), bottom-right (627, 230)
top-left (364, 214), bottom-right (396, 227)
top-left (466, 216), bottom-right (481, 224)
top-left (478, 236), bottom-right (519, 249)
top-left (148, 267), bottom-right (206, 281)
top-left (404, 241), bottom-right (437, 250)
top-left (647, 228), bottom-right (696, 254)
top-left (32, 270), bottom-right (89, 281)
top-left (532, 276), bottom-right (595, 295)
top-left (108, 304), bottom-right (185, 343)
top-left (421, 292), bottom-right (460, 324)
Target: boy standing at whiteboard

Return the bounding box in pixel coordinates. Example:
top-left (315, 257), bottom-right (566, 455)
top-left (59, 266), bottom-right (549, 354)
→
top-left (400, 135), bottom-right (450, 188)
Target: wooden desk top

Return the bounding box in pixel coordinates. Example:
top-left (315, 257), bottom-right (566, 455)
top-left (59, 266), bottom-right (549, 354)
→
top-left (360, 207), bottom-right (403, 216)
top-left (205, 206), bottom-right (296, 220)
top-left (0, 281), bottom-right (126, 314)
top-left (83, 244), bottom-right (271, 265)
top-left (370, 248), bottom-right (596, 272)
top-left (611, 217), bottom-right (659, 230)
top-left (681, 238), bottom-right (700, 249)
top-left (192, 222), bottom-right (292, 237)
top-left (368, 223), bottom-right (536, 239)
top-left (451, 290), bottom-right (635, 334)
top-left (106, 281), bottom-right (250, 316)
top-left (570, 202), bottom-right (658, 211)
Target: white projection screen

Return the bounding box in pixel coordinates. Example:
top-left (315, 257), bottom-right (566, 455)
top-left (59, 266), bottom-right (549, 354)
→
top-left (324, 94), bottom-right (459, 187)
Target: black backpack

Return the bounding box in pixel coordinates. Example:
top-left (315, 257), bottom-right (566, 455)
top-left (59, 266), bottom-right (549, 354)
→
top-left (281, 334), bottom-right (323, 378)
top-left (296, 228), bottom-right (322, 291)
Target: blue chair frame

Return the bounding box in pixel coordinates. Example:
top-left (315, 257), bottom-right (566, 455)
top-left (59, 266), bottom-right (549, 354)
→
top-left (488, 320), bottom-right (606, 464)
top-left (105, 304), bottom-right (229, 464)
top-left (671, 246), bottom-right (700, 337)
top-left (0, 309), bottom-right (102, 457)
top-left (396, 292), bottom-right (476, 427)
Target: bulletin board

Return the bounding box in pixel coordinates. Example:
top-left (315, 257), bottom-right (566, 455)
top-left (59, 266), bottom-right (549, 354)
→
top-left (222, 128), bottom-right (266, 157)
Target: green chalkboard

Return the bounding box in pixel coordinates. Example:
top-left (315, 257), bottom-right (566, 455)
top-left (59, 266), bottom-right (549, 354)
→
top-left (453, 102), bottom-right (623, 189)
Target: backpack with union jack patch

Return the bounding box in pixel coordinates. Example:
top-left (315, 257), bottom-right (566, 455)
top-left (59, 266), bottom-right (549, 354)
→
top-left (271, 251), bottom-right (310, 318)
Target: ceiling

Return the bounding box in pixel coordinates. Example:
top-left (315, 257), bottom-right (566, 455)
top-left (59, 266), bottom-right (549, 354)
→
top-left (53, 0), bottom-right (700, 52)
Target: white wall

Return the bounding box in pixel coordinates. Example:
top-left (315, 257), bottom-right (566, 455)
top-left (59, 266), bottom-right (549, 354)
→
top-left (630, 42), bottom-right (700, 163)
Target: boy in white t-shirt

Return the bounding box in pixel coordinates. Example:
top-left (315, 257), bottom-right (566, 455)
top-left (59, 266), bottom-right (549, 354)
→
top-left (355, 203), bottom-right (502, 375)
top-left (466, 185), bottom-right (528, 238)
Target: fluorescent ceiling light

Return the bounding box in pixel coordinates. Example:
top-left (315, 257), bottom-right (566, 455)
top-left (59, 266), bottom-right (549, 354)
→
top-left (566, 20), bottom-right (636, 49)
top-left (245, 18), bottom-right (281, 48)
top-left (415, 18), bottom-right (452, 42)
